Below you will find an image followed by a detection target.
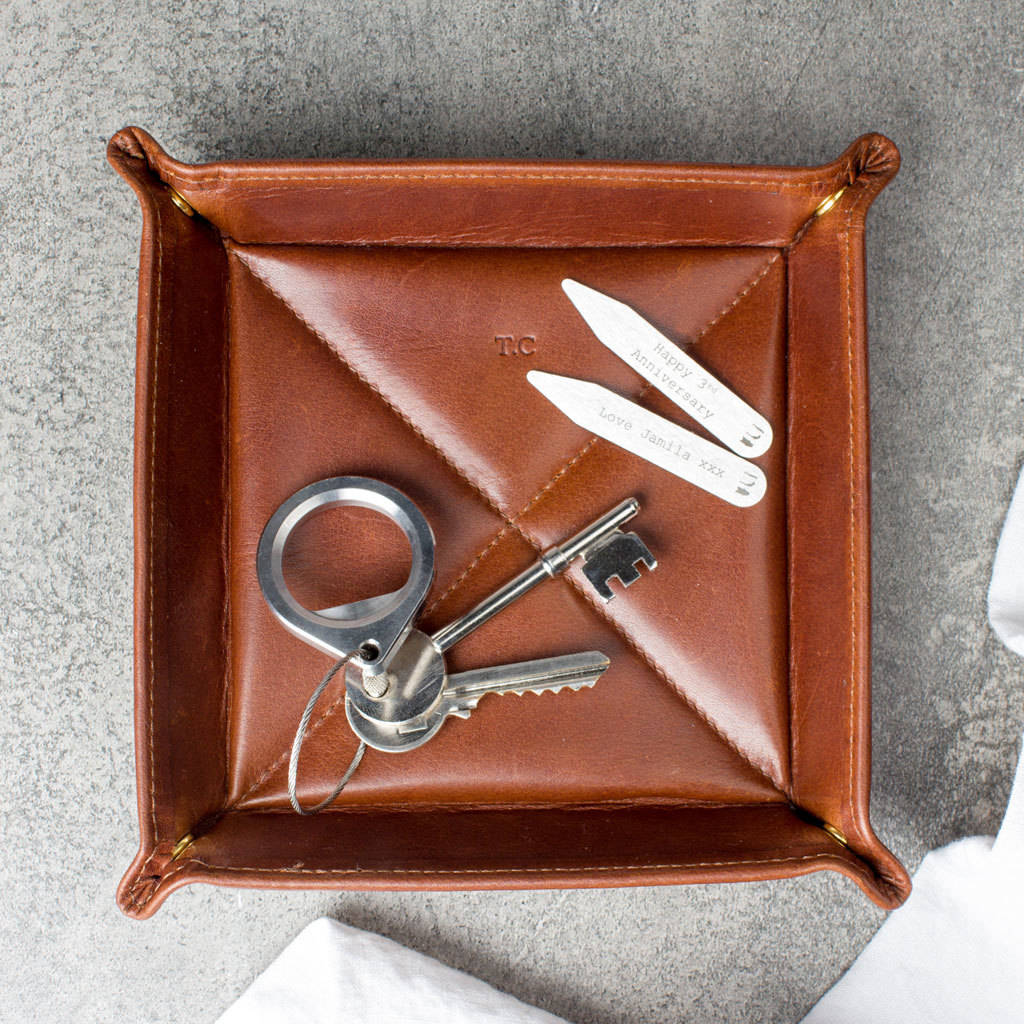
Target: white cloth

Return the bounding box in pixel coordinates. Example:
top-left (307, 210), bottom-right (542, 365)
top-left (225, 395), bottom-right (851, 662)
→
top-left (215, 917), bottom-right (569, 1024)
top-left (990, 466), bottom-right (1024, 657)
top-left (803, 465), bottom-right (1024, 1024)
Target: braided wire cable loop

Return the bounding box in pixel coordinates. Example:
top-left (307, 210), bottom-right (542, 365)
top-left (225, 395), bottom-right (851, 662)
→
top-left (288, 654), bottom-right (367, 815)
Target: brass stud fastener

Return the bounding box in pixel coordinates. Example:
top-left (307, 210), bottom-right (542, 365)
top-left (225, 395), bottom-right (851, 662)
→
top-left (167, 186), bottom-right (195, 217)
top-left (791, 804), bottom-right (851, 848)
top-left (820, 821), bottom-right (850, 847)
top-left (813, 186), bottom-right (847, 218)
top-left (170, 833), bottom-right (195, 861)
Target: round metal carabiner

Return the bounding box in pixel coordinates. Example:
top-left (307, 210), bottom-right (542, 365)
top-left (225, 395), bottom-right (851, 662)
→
top-left (256, 477), bottom-right (435, 673)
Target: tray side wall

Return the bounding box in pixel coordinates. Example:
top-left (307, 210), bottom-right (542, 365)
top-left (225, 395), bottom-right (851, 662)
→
top-left (786, 136), bottom-right (909, 903)
top-left (122, 803), bottom-right (903, 918)
top-left (109, 132), bottom-right (231, 915)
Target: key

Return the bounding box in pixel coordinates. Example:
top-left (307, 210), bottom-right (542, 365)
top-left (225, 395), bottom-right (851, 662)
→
top-left (260, 477), bottom-right (656, 805)
top-left (363, 650), bottom-right (612, 751)
top-left (345, 498), bottom-right (655, 752)
top-left (430, 497), bottom-right (657, 653)
top-left (437, 650), bottom-right (610, 722)
top-left (352, 647), bottom-right (606, 753)
top-left (346, 633), bottom-right (611, 751)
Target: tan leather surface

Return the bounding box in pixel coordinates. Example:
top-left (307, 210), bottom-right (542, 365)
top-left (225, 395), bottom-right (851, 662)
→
top-left (109, 126), bottom-right (911, 918)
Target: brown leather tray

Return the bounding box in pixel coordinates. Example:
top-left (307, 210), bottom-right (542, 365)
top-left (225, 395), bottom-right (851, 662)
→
top-left (110, 126), bottom-right (911, 918)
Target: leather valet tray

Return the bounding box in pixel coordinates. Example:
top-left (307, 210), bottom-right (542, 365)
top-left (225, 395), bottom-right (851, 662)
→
top-left (110, 126), bottom-right (911, 918)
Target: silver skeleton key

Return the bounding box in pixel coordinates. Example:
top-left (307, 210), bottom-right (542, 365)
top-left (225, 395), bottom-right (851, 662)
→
top-left (430, 497), bottom-right (657, 653)
top-left (345, 498), bottom-right (656, 752)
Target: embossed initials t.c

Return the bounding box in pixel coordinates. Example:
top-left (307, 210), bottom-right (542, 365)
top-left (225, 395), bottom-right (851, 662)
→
top-left (495, 335), bottom-right (536, 356)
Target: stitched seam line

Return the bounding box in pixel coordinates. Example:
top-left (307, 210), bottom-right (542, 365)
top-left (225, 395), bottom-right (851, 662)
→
top-left (845, 182), bottom-right (873, 820)
top-left (846, 199), bottom-right (856, 822)
top-left (216, 237), bottom-right (793, 249)
top-left (128, 195), bottom-right (163, 909)
top-left (232, 691), bottom-right (354, 808)
top-left (562, 570), bottom-right (783, 790)
top-left (135, 847), bottom-right (863, 914)
top-left (783, 178), bottom-right (876, 826)
top-left (124, 198), bottom-right (165, 911)
top-left (786, 248), bottom-right (798, 798)
top-left (128, 849), bottom-right (849, 911)
top-left (223, 797), bottom-right (780, 814)
top-left (422, 525), bottom-right (510, 617)
top-left (148, 201), bottom-right (163, 849)
top-left (423, 436), bottom-right (601, 617)
top-left (697, 253), bottom-right (784, 340)
top-left (142, 851), bottom-right (843, 879)
top-left (162, 170), bottom-right (826, 190)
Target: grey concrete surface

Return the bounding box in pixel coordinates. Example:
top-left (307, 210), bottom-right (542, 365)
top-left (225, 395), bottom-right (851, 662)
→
top-left (2, 1), bottom-right (1023, 1021)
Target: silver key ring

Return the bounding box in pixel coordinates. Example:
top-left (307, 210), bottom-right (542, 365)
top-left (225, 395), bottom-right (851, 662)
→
top-left (258, 475), bottom-right (648, 814)
top-left (256, 476), bottom-right (436, 674)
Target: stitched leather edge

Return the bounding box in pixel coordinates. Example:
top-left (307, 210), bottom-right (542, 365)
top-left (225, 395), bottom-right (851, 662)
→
top-left (122, 847), bottom-right (902, 919)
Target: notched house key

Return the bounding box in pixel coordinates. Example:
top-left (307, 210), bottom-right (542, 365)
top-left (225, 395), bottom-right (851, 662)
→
top-left (257, 477), bottom-right (658, 754)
